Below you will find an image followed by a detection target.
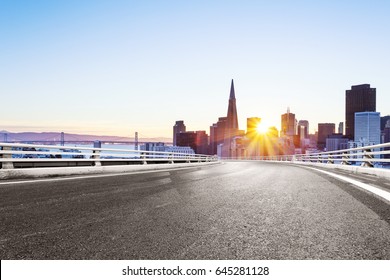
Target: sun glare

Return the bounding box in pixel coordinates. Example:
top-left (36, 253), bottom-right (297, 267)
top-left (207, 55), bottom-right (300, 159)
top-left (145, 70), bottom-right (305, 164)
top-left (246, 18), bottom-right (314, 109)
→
top-left (256, 122), bottom-right (269, 134)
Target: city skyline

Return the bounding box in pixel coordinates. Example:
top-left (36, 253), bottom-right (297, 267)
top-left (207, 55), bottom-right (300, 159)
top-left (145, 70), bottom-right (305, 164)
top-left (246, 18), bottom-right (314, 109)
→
top-left (1, 1), bottom-right (390, 138)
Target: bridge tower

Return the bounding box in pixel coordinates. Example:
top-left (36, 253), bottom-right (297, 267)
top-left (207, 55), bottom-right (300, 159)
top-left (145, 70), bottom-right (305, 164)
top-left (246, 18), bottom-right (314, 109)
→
top-left (135, 132), bottom-right (138, 150)
top-left (61, 132), bottom-right (65, 146)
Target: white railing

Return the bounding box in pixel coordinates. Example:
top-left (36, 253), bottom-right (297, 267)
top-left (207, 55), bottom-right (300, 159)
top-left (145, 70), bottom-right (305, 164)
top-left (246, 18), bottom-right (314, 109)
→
top-left (223, 142), bottom-right (390, 168)
top-left (0, 142), bottom-right (218, 169)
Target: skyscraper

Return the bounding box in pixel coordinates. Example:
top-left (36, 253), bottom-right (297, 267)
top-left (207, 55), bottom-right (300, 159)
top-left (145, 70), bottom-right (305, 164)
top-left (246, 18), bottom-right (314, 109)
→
top-left (384, 121), bottom-right (390, 162)
top-left (222, 79), bottom-right (240, 158)
top-left (209, 117), bottom-right (227, 155)
top-left (297, 120), bottom-right (309, 140)
top-left (281, 108), bottom-right (296, 137)
top-left (338, 122), bottom-right (344, 134)
top-left (246, 117), bottom-right (261, 139)
top-left (354, 112), bottom-right (381, 145)
top-left (226, 79), bottom-right (239, 132)
top-left (176, 131), bottom-right (196, 151)
top-left (345, 84), bottom-right (376, 140)
top-left (173, 120), bottom-right (186, 145)
top-left (176, 131), bottom-right (208, 154)
top-left (381, 115), bottom-right (390, 131)
top-left (246, 117), bottom-right (261, 158)
top-left (195, 130), bottom-right (209, 155)
top-left (318, 123), bottom-right (335, 150)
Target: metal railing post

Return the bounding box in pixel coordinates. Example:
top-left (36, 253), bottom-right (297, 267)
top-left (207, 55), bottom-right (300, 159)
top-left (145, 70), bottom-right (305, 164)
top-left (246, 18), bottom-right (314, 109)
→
top-left (169, 152), bottom-right (174, 164)
top-left (1, 146), bottom-right (14, 169)
top-left (361, 148), bottom-right (374, 167)
top-left (327, 154), bottom-right (334, 164)
top-left (341, 152), bottom-right (351, 165)
top-left (92, 149), bottom-right (101, 166)
top-left (141, 152), bottom-right (147, 165)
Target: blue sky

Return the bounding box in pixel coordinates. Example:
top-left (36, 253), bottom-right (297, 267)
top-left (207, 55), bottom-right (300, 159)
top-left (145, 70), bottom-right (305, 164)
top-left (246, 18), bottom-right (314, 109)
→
top-left (1, 0), bottom-right (389, 138)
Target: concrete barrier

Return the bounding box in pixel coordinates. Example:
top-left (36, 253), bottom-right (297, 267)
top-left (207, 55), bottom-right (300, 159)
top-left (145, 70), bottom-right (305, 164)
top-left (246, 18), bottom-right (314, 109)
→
top-left (291, 161), bottom-right (390, 180)
top-left (0, 161), bottom-right (221, 180)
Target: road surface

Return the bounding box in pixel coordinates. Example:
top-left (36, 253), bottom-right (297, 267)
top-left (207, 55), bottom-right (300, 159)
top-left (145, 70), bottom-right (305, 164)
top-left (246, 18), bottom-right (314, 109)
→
top-left (0, 161), bottom-right (389, 259)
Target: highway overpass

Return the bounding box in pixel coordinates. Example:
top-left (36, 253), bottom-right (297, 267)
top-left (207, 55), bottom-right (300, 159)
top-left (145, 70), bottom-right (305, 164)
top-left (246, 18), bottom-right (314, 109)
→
top-left (1, 161), bottom-right (389, 259)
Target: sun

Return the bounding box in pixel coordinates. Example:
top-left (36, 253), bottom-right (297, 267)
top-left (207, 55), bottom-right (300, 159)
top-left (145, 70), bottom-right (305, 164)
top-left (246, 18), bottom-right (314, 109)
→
top-left (256, 122), bottom-right (269, 134)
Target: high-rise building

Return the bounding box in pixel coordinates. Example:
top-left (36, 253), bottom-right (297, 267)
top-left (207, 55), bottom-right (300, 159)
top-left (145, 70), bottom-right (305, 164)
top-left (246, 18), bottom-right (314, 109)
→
top-left (173, 120), bottom-right (186, 146)
top-left (318, 123), bottom-right (335, 150)
top-left (381, 115), bottom-right (390, 131)
top-left (195, 130), bottom-right (209, 155)
top-left (297, 120), bottom-right (309, 140)
top-left (281, 108), bottom-right (296, 137)
top-left (176, 131), bottom-right (209, 154)
top-left (338, 122), bottom-right (344, 134)
top-left (226, 79), bottom-right (239, 133)
top-left (264, 126), bottom-right (281, 156)
top-left (246, 117), bottom-right (261, 139)
top-left (209, 117), bottom-right (227, 155)
top-left (326, 133), bottom-right (348, 151)
top-left (268, 126), bottom-right (279, 138)
top-left (354, 112), bottom-right (381, 145)
top-left (384, 121), bottom-right (390, 162)
top-left (222, 79), bottom-right (240, 158)
top-left (345, 84), bottom-right (376, 140)
top-left (246, 117), bottom-right (261, 158)
top-left (176, 131), bottom-right (196, 152)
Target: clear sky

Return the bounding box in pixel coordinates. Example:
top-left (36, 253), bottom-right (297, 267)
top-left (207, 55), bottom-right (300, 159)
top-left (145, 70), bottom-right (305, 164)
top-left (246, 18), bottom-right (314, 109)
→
top-left (1, 0), bottom-right (389, 138)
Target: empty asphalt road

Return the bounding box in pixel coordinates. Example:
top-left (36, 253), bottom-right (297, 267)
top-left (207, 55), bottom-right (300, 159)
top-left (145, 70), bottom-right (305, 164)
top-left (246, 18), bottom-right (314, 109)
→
top-left (1, 161), bottom-right (389, 259)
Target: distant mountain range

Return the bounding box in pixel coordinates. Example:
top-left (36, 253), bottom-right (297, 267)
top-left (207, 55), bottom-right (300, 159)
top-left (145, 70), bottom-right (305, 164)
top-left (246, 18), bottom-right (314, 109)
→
top-left (0, 131), bottom-right (172, 143)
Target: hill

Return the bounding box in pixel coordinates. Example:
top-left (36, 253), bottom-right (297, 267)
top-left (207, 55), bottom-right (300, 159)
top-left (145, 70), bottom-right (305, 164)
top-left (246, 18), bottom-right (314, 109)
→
top-left (0, 131), bottom-right (172, 143)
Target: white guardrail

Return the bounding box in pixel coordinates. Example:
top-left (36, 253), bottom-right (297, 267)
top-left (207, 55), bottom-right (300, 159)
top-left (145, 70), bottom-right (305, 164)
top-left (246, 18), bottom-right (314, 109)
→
top-left (0, 142), bottom-right (218, 169)
top-left (226, 142), bottom-right (390, 168)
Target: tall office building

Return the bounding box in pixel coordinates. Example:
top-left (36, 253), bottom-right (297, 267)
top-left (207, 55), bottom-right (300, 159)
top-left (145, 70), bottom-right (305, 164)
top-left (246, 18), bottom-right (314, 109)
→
top-left (326, 133), bottom-right (348, 151)
top-left (209, 117), bottom-right (227, 155)
top-left (345, 84), bottom-right (376, 140)
top-left (381, 115), bottom-right (390, 131)
top-left (297, 120), bottom-right (309, 140)
top-left (195, 131), bottom-right (209, 155)
top-left (246, 117), bottom-right (261, 139)
top-left (222, 79), bottom-right (240, 158)
top-left (354, 112), bottom-right (380, 145)
top-left (173, 120), bottom-right (186, 146)
top-left (281, 108), bottom-right (296, 137)
top-left (176, 131), bottom-right (196, 151)
top-left (226, 79), bottom-right (239, 133)
top-left (246, 117), bottom-right (261, 158)
top-left (318, 123), bottom-right (335, 150)
top-left (384, 121), bottom-right (390, 162)
top-left (338, 122), bottom-right (344, 134)
top-left (176, 130), bottom-right (209, 154)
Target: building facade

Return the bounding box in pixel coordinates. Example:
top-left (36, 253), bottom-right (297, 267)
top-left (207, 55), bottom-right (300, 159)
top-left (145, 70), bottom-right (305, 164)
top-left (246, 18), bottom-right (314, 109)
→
top-left (246, 117), bottom-right (261, 157)
top-left (209, 117), bottom-right (227, 155)
top-left (345, 84), bottom-right (376, 140)
top-left (281, 108), bottom-right (296, 137)
top-left (354, 112), bottom-right (381, 145)
top-left (338, 122), bottom-right (344, 134)
top-left (173, 120), bottom-right (186, 146)
top-left (176, 131), bottom-right (209, 154)
top-left (318, 123), bottom-right (335, 150)
top-left (222, 79), bottom-right (240, 158)
top-left (381, 115), bottom-right (390, 132)
top-left (326, 133), bottom-right (348, 151)
top-left (297, 120), bottom-right (309, 140)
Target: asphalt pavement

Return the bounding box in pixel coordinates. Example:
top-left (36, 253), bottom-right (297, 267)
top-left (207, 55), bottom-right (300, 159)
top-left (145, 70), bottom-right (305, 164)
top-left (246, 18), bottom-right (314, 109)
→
top-left (0, 161), bottom-right (389, 259)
